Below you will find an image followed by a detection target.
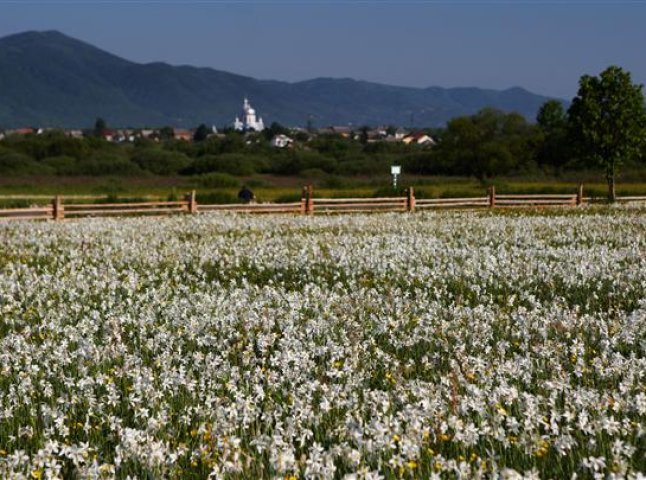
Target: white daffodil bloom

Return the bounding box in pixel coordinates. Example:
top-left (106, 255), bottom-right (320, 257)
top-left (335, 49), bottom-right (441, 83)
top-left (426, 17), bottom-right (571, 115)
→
top-left (0, 208), bottom-right (644, 478)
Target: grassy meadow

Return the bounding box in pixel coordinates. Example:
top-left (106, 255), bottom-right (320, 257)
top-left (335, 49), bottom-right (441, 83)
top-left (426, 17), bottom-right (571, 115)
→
top-left (2, 174), bottom-right (646, 208)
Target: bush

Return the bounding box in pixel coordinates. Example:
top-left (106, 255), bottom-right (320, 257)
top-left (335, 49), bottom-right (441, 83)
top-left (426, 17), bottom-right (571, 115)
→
top-left (246, 178), bottom-right (268, 188)
top-left (131, 149), bottom-right (192, 175)
top-left (196, 173), bottom-right (240, 188)
top-left (269, 152), bottom-right (338, 175)
top-left (0, 150), bottom-right (54, 175)
top-left (41, 156), bottom-right (79, 175)
top-left (78, 152), bottom-right (142, 176)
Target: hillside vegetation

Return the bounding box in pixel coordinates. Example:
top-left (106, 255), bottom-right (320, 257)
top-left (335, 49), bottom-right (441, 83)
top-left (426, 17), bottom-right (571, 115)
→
top-left (2, 109), bottom-right (645, 188)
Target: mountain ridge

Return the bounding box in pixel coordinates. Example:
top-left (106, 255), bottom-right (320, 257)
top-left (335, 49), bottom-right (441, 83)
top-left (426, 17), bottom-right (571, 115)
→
top-left (0, 30), bottom-right (560, 128)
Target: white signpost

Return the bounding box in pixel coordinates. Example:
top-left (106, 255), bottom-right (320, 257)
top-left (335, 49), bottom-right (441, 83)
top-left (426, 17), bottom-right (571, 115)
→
top-left (391, 165), bottom-right (401, 190)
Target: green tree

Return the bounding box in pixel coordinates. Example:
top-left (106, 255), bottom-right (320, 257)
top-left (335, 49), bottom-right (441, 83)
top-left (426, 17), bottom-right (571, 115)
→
top-left (536, 100), bottom-right (569, 168)
top-left (434, 108), bottom-right (528, 180)
top-left (537, 100), bottom-right (567, 132)
top-left (568, 66), bottom-right (646, 201)
top-left (263, 122), bottom-right (290, 141)
top-left (159, 126), bottom-right (174, 141)
top-left (94, 117), bottom-right (107, 137)
top-left (193, 124), bottom-right (210, 142)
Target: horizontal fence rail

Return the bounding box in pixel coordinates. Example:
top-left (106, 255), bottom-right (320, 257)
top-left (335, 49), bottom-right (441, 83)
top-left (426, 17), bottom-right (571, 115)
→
top-left (199, 202), bottom-right (303, 214)
top-left (1, 185), bottom-right (645, 222)
top-left (314, 197), bottom-right (408, 214)
top-left (63, 201), bottom-right (189, 217)
top-left (416, 197), bottom-right (489, 209)
top-left (0, 206), bottom-right (53, 221)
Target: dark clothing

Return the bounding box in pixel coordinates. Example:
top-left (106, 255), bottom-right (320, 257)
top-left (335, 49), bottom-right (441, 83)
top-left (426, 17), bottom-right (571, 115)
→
top-left (238, 187), bottom-right (254, 203)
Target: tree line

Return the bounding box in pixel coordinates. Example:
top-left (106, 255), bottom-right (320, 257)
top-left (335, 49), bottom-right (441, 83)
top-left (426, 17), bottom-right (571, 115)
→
top-left (1, 66), bottom-right (645, 200)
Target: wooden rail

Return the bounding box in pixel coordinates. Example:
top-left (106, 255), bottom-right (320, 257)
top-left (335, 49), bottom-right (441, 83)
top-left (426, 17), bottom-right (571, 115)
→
top-left (314, 196), bottom-right (407, 214)
top-left (199, 202), bottom-right (302, 214)
top-left (1, 184), bottom-right (645, 222)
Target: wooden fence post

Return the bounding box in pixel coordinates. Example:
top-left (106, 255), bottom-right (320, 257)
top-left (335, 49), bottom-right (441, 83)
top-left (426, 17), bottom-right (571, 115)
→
top-left (301, 186), bottom-right (308, 214)
top-left (306, 185), bottom-right (314, 215)
top-left (488, 186), bottom-right (496, 208)
top-left (576, 184), bottom-right (584, 206)
top-left (185, 190), bottom-right (197, 214)
top-left (52, 196), bottom-right (64, 220)
top-left (407, 187), bottom-right (416, 212)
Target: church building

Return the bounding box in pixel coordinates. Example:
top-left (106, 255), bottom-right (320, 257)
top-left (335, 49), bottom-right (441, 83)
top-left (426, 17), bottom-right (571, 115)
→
top-left (233, 98), bottom-right (265, 132)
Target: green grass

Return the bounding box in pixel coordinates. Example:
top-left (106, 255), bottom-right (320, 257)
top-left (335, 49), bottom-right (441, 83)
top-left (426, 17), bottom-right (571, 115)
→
top-left (1, 174), bottom-right (646, 206)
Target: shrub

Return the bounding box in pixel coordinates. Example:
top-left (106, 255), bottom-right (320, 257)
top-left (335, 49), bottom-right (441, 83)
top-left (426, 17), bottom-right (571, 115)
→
top-left (270, 152), bottom-right (338, 175)
top-left (131, 149), bottom-right (192, 175)
top-left (0, 150), bottom-right (54, 175)
top-left (78, 152), bottom-right (142, 176)
top-left (197, 173), bottom-right (240, 188)
top-left (41, 156), bottom-right (79, 175)
top-left (246, 178), bottom-right (268, 188)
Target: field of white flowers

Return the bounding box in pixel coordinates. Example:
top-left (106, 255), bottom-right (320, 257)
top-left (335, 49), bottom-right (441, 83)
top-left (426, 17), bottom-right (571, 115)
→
top-left (0, 207), bottom-right (645, 479)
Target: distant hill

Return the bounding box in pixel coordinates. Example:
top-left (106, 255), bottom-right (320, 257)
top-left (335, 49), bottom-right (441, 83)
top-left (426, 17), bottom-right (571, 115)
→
top-left (0, 30), bottom-right (559, 128)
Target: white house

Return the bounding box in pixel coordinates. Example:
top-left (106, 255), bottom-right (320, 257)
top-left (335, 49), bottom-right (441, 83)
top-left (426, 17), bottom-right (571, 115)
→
top-left (270, 134), bottom-right (293, 148)
top-left (402, 132), bottom-right (436, 146)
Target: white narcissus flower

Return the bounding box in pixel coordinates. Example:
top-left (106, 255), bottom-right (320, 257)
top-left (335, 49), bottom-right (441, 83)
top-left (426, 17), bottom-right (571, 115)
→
top-left (0, 207), bottom-right (644, 477)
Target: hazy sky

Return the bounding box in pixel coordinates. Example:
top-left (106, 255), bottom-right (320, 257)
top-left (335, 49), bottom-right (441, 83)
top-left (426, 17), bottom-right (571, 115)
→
top-left (1, 0), bottom-right (645, 99)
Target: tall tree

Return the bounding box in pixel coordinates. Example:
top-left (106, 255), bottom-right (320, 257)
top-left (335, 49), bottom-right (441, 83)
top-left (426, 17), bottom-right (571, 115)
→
top-left (536, 100), bottom-right (569, 168)
top-left (568, 66), bottom-right (646, 201)
top-left (93, 117), bottom-right (107, 137)
top-left (537, 100), bottom-right (566, 132)
top-left (193, 124), bottom-right (210, 142)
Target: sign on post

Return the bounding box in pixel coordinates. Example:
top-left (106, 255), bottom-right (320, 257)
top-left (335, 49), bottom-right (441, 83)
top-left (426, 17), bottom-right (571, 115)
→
top-left (391, 165), bottom-right (401, 190)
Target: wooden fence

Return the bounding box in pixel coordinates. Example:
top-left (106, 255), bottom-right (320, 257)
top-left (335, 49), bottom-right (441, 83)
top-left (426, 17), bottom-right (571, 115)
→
top-left (1, 185), bottom-right (645, 222)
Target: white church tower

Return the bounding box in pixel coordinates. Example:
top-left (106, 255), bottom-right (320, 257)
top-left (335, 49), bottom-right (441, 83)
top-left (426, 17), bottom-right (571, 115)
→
top-left (233, 97), bottom-right (265, 132)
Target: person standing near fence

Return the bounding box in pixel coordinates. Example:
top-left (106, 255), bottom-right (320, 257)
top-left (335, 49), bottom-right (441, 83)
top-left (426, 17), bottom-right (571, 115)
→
top-left (238, 185), bottom-right (255, 204)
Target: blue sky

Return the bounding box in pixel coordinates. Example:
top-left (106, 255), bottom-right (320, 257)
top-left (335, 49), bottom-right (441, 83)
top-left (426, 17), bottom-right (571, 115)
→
top-left (1, 0), bottom-right (645, 99)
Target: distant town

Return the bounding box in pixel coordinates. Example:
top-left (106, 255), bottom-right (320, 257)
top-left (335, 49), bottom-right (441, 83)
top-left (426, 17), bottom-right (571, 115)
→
top-left (0, 97), bottom-right (436, 148)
